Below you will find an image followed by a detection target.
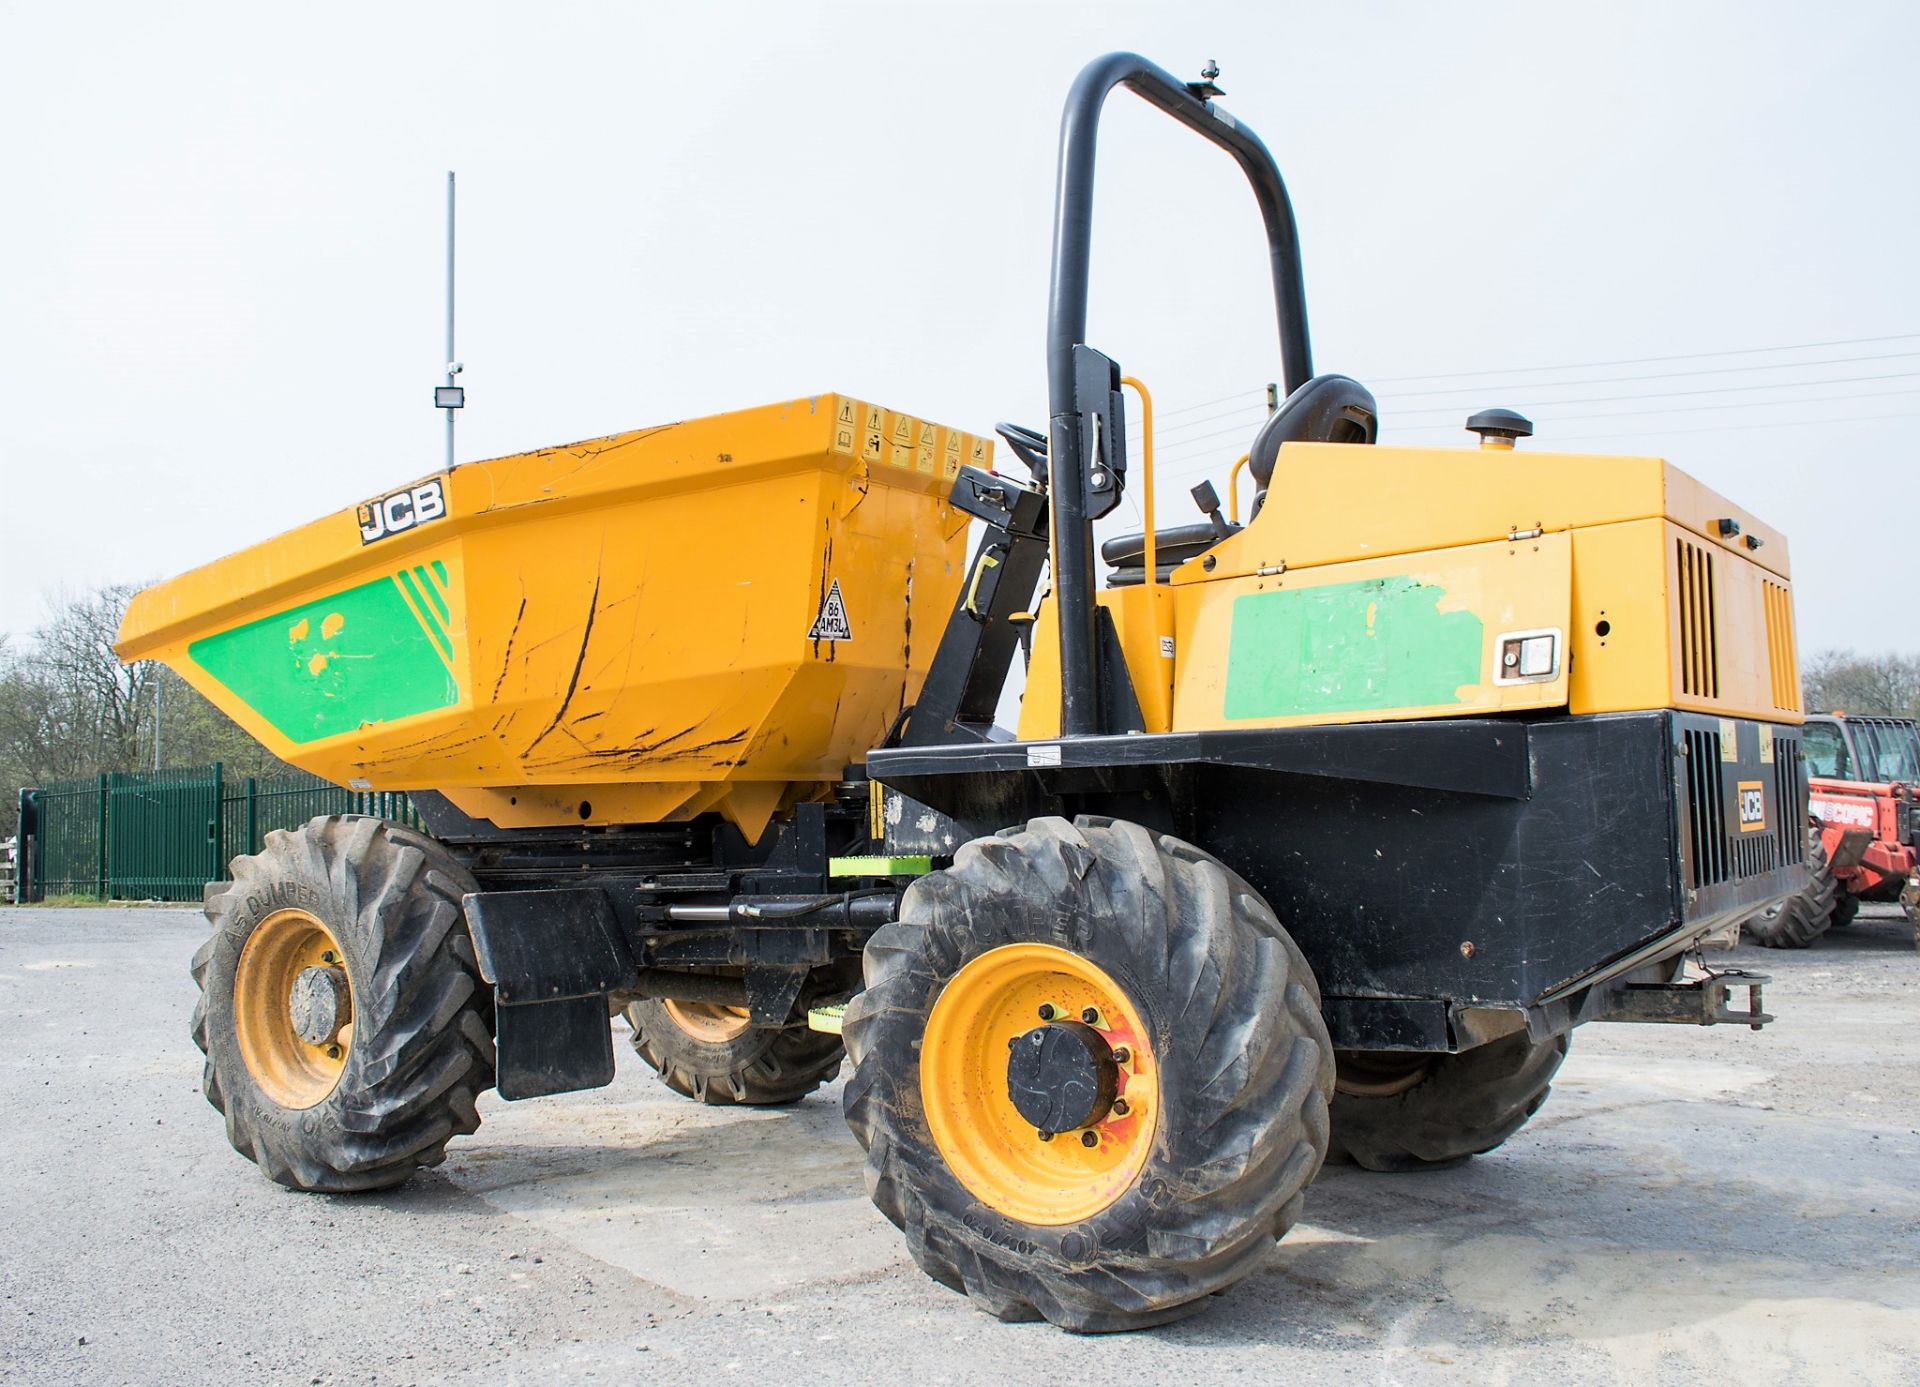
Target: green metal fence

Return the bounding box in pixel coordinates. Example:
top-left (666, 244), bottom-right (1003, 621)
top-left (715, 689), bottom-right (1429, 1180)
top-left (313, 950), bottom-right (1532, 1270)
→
top-left (20, 765), bottom-right (418, 903)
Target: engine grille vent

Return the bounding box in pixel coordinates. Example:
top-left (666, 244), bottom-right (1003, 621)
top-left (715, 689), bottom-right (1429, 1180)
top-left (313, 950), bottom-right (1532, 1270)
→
top-left (1684, 725), bottom-right (1729, 886)
top-left (1774, 739), bottom-right (1807, 864)
top-left (1761, 579), bottom-right (1799, 713)
top-left (1681, 723), bottom-right (1806, 891)
top-left (1676, 538), bottom-right (1720, 700)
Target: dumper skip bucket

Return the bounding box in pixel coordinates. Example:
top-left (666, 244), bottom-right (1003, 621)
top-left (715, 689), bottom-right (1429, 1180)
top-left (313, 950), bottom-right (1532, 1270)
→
top-left (117, 395), bottom-right (985, 841)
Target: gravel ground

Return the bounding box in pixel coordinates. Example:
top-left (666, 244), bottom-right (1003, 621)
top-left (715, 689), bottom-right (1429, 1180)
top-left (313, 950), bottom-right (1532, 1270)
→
top-left (2, 905), bottom-right (1917, 1385)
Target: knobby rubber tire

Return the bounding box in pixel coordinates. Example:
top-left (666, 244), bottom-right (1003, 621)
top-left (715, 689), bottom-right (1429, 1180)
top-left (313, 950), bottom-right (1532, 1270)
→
top-left (624, 998), bottom-right (842, 1105)
top-left (1745, 819), bottom-right (1838, 949)
top-left (842, 816), bottom-right (1334, 1332)
top-left (1328, 1029), bottom-right (1568, 1173)
top-left (193, 815), bottom-right (495, 1192)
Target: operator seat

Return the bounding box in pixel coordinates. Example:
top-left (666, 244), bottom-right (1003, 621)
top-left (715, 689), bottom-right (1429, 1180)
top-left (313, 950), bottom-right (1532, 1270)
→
top-left (1245, 374), bottom-right (1379, 520)
top-left (1101, 374), bottom-right (1380, 586)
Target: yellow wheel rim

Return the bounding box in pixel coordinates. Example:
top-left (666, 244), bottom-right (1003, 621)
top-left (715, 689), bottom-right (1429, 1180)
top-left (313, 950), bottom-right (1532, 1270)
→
top-left (920, 943), bottom-right (1159, 1226)
top-left (663, 999), bottom-right (753, 1043)
top-left (233, 908), bottom-right (352, 1110)
top-left (1334, 1052), bottom-right (1434, 1098)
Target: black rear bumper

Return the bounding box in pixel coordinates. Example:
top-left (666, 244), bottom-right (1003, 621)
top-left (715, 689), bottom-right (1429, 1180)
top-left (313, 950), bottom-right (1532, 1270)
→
top-left (867, 711), bottom-right (1805, 1050)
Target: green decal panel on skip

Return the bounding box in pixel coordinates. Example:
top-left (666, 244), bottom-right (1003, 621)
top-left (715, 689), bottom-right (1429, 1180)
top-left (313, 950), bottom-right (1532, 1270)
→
top-left (189, 566), bottom-right (458, 744)
top-left (1223, 576), bottom-right (1482, 720)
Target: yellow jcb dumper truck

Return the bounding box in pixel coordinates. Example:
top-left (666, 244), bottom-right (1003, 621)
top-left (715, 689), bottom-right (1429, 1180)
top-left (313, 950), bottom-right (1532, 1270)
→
top-left (118, 53), bottom-right (1805, 1331)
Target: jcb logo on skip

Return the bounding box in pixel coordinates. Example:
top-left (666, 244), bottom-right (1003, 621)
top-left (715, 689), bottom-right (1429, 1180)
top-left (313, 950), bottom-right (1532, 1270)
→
top-left (358, 478), bottom-right (448, 545)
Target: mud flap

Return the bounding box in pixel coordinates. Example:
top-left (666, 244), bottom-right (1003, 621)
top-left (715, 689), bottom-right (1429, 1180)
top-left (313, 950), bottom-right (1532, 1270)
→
top-left (464, 887), bottom-right (635, 1099)
top-left (493, 997), bottom-right (616, 1099)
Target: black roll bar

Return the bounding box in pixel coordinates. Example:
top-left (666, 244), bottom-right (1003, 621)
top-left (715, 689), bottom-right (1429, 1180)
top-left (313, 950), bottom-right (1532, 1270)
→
top-left (1045, 52), bottom-right (1314, 737)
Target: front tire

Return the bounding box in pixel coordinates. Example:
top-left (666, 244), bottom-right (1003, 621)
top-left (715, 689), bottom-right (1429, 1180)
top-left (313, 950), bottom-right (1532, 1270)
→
top-left (843, 816), bottom-right (1333, 1332)
top-left (192, 815), bottom-right (495, 1192)
top-left (1327, 1030), bottom-right (1567, 1172)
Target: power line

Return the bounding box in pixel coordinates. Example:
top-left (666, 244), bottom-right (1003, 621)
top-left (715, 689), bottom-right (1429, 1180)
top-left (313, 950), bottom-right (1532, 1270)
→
top-left (1143, 425), bottom-right (1269, 468)
top-left (1135, 387), bottom-right (1269, 421)
top-left (1144, 390), bottom-right (1920, 480)
top-left (1129, 403), bottom-right (1920, 505)
top-left (1104, 332), bottom-right (1920, 472)
top-left (1124, 400), bottom-right (1264, 441)
top-left (1385, 386), bottom-right (1920, 432)
top-left (1373, 350), bottom-right (1920, 401)
top-left (1140, 332), bottom-right (1920, 421)
top-left (1380, 368), bottom-right (1920, 415)
top-left (1485, 409), bottom-right (1920, 446)
top-left (1361, 331), bottom-right (1920, 386)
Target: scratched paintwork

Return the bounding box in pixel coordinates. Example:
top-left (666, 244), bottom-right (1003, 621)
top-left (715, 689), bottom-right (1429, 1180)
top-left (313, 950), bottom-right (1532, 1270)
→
top-left (115, 395), bottom-right (979, 840)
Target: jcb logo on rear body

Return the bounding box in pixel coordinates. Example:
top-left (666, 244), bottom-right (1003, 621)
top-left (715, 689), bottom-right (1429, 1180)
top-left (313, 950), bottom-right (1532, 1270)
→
top-left (1737, 780), bottom-right (1766, 833)
top-left (358, 477), bottom-right (448, 545)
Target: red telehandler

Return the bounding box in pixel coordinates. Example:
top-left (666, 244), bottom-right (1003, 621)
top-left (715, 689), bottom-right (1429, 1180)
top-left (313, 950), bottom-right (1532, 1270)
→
top-left (1745, 712), bottom-right (1920, 949)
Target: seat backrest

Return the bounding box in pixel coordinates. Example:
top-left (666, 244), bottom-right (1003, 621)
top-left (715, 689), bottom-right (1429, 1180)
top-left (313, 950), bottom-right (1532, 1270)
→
top-left (1247, 375), bottom-right (1379, 516)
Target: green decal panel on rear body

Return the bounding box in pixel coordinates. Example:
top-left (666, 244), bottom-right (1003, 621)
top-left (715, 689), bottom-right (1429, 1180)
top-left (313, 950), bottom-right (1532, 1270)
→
top-left (189, 568), bottom-right (459, 744)
top-left (1223, 576), bottom-right (1482, 720)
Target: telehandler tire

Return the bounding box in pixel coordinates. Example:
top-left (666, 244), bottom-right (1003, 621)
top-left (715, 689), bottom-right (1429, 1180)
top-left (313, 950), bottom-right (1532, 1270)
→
top-left (192, 815), bottom-right (495, 1192)
top-left (1744, 820), bottom-right (1838, 949)
top-left (1326, 1029), bottom-right (1567, 1172)
top-left (624, 997), bottom-right (842, 1104)
top-left (843, 816), bottom-right (1333, 1332)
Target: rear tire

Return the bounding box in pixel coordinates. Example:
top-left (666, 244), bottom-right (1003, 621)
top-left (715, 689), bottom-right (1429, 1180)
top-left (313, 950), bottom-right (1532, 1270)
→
top-left (193, 815), bottom-right (495, 1192)
top-left (1745, 820), bottom-right (1838, 949)
top-left (624, 997), bottom-right (842, 1105)
top-left (1327, 1030), bottom-right (1567, 1172)
top-left (843, 816), bottom-right (1333, 1332)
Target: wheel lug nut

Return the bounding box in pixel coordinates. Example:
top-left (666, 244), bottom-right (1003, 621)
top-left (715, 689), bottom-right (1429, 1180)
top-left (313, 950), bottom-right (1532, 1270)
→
top-left (321, 951), bottom-right (336, 964)
top-left (1112, 1098), bottom-right (1130, 1116)
top-left (1037, 1130), bottom-right (1054, 1142)
top-left (1081, 1131), bottom-right (1098, 1148)
top-left (326, 1044), bottom-right (341, 1059)
top-left (1112, 1046), bottom-right (1130, 1064)
top-left (1080, 1006), bottom-right (1099, 1024)
top-left (1037, 1004), bottom-right (1055, 1020)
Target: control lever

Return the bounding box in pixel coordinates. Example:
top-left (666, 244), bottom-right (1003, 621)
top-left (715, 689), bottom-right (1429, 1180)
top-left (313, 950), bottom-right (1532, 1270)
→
top-left (1191, 481), bottom-right (1235, 540)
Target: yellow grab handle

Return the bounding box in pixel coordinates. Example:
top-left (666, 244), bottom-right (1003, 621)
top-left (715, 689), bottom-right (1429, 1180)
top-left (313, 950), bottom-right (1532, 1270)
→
top-left (963, 551), bottom-right (1002, 616)
top-left (1227, 453), bottom-right (1250, 524)
top-left (1120, 376), bottom-right (1156, 587)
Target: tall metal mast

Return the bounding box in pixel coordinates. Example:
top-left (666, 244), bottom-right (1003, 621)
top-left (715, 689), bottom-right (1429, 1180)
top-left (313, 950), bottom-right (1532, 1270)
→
top-left (435, 171), bottom-right (464, 466)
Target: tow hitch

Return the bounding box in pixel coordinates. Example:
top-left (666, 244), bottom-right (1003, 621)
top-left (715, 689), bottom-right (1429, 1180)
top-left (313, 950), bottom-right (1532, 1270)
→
top-left (1594, 969), bottom-right (1772, 1030)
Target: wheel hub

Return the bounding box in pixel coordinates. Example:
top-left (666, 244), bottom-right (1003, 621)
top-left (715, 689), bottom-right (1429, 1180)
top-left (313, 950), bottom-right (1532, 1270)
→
top-left (920, 942), bottom-right (1158, 1226)
top-left (233, 908), bottom-right (352, 1110)
top-left (289, 965), bottom-right (352, 1046)
top-left (1006, 1021), bottom-right (1117, 1134)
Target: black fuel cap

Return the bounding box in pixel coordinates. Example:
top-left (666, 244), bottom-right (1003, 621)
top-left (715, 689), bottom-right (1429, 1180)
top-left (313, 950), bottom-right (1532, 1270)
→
top-left (1006, 1021), bottom-right (1118, 1133)
top-left (1467, 408), bottom-right (1534, 445)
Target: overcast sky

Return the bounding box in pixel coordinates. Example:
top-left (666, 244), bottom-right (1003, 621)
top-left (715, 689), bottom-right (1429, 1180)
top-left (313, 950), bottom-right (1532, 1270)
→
top-left (3, 1), bottom-right (1915, 665)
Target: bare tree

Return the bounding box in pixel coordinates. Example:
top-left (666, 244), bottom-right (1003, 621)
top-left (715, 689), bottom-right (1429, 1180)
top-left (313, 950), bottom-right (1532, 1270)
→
top-left (28, 584), bottom-right (153, 774)
top-left (1, 586), bottom-right (293, 835)
top-left (1801, 649), bottom-right (1920, 717)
